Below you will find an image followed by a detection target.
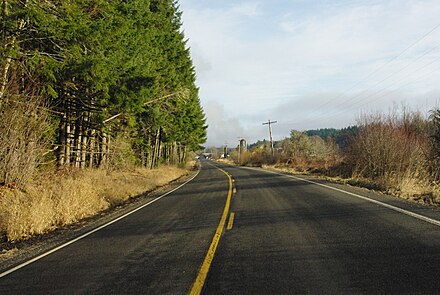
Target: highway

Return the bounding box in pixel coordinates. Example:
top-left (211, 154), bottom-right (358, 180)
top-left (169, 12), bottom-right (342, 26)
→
top-left (1, 160), bottom-right (440, 294)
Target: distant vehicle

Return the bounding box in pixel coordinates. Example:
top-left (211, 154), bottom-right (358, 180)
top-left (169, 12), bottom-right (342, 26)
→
top-left (200, 153), bottom-right (212, 160)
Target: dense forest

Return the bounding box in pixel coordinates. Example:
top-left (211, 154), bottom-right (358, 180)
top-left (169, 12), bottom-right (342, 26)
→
top-left (0, 0), bottom-right (207, 187)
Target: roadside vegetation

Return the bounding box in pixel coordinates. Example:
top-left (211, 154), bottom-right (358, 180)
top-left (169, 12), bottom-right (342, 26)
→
top-left (231, 108), bottom-right (440, 205)
top-left (0, 1), bottom-right (206, 242)
top-left (0, 166), bottom-right (188, 241)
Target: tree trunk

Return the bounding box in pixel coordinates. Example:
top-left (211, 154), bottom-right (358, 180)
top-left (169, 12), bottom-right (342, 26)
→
top-left (58, 115), bottom-right (66, 166)
top-left (65, 121), bottom-right (71, 164)
top-left (0, 0), bottom-right (11, 101)
top-left (101, 132), bottom-right (107, 169)
top-left (75, 127), bottom-right (81, 168)
top-left (107, 134), bottom-right (111, 166)
top-left (80, 130), bottom-right (87, 168)
top-left (151, 129), bottom-right (160, 169)
top-left (140, 147), bottom-right (145, 167)
top-left (172, 142), bottom-right (178, 165)
top-left (182, 146), bottom-right (188, 164)
top-left (89, 129), bottom-right (95, 168)
top-left (0, 0), bottom-right (27, 101)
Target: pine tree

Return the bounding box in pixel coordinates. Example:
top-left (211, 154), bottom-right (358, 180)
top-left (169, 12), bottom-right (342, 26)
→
top-left (1, 0), bottom-right (207, 170)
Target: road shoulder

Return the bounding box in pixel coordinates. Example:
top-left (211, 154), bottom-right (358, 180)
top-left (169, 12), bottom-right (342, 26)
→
top-left (242, 166), bottom-right (440, 224)
top-left (0, 169), bottom-right (199, 274)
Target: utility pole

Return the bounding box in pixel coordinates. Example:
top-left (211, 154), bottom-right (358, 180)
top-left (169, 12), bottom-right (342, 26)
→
top-left (237, 137), bottom-right (245, 165)
top-left (262, 120), bottom-right (277, 159)
top-left (238, 140), bottom-right (241, 164)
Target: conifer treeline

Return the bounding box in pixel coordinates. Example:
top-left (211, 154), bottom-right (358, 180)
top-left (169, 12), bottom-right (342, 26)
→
top-left (1, 0), bottom-right (206, 170)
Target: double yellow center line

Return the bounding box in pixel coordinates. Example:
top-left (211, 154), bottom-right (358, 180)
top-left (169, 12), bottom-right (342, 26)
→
top-left (189, 164), bottom-right (234, 295)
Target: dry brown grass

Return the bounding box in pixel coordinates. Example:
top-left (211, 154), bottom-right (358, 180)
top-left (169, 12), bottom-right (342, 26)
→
top-left (345, 110), bottom-right (440, 204)
top-left (0, 91), bottom-right (53, 188)
top-left (0, 248), bottom-right (17, 260)
top-left (0, 166), bottom-right (187, 241)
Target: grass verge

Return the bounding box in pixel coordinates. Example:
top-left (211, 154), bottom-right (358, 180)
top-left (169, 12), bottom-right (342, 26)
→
top-left (0, 166), bottom-right (189, 242)
top-left (260, 164), bottom-right (440, 206)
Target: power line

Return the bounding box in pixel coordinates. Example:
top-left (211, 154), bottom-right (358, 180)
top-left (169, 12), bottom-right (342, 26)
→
top-left (281, 35), bottom-right (440, 127)
top-left (310, 51), bottom-right (440, 122)
top-left (287, 21), bottom-right (440, 125)
top-left (299, 63), bottom-right (440, 127)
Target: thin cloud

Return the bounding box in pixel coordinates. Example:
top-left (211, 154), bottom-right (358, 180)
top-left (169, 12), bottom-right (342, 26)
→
top-left (180, 0), bottom-right (440, 146)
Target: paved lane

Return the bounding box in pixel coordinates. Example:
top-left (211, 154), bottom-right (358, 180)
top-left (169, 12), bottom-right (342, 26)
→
top-left (1, 161), bottom-right (439, 294)
top-left (206, 163), bottom-right (440, 294)
top-left (0, 163), bottom-right (229, 294)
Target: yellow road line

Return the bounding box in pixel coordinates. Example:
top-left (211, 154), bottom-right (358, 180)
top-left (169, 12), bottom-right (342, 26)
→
top-left (189, 163), bottom-right (233, 295)
top-left (227, 212), bottom-right (235, 230)
top-left (0, 170), bottom-right (201, 279)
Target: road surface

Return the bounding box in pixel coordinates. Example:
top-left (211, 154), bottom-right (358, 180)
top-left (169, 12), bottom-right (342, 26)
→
top-left (1, 160), bottom-right (439, 294)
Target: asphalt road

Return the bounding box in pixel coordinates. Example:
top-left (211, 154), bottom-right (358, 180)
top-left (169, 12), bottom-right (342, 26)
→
top-left (1, 160), bottom-right (440, 294)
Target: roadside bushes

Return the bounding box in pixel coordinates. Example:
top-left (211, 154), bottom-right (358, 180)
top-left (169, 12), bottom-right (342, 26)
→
top-left (279, 131), bottom-right (340, 172)
top-left (238, 107), bottom-right (439, 204)
top-left (244, 149), bottom-right (273, 166)
top-left (0, 89), bottom-right (53, 188)
top-left (225, 106), bottom-right (439, 204)
top-left (428, 109), bottom-right (440, 181)
top-left (348, 110), bottom-right (437, 202)
top-left (0, 166), bottom-right (187, 241)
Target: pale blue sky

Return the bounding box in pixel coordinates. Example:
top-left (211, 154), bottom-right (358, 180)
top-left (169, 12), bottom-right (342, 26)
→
top-left (179, 0), bottom-right (440, 146)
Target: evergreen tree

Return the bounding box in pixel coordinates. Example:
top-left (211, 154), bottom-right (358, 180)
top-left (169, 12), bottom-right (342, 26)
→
top-left (0, 0), bottom-right (207, 169)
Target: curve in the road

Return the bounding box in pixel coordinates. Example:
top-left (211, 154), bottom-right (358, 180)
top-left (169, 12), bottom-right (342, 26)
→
top-left (189, 162), bottom-right (233, 295)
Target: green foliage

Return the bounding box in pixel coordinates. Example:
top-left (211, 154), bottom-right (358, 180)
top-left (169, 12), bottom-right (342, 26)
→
top-left (305, 127), bottom-right (358, 151)
top-left (1, 0), bottom-right (207, 169)
top-left (305, 128), bottom-right (338, 139)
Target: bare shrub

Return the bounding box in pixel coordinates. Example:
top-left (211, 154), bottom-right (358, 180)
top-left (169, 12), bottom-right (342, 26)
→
top-left (349, 109), bottom-right (431, 198)
top-left (428, 109), bottom-right (440, 181)
top-left (280, 131), bottom-right (340, 172)
top-left (0, 92), bottom-right (52, 188)
top-left (238, 149), bottom-right (273, 166)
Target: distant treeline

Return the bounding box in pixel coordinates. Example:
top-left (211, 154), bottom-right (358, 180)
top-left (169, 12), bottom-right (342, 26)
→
top-left (304, 126), bottom-right (358, 150)
top-left (248, 126), bottom-right (358, 151)
top-left (0, 0), bottom-right (207, 187)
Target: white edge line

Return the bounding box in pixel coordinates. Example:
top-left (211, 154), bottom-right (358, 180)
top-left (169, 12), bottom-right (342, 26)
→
top-left (243, 167), bottom-right (440, 227)
top-left (0, 170), bottom-right (200, 278)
